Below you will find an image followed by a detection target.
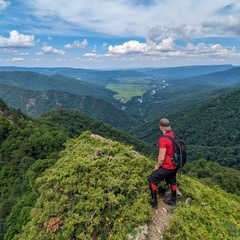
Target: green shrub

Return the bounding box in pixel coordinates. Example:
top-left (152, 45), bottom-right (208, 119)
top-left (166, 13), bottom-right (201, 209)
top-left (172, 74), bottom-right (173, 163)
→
top-left (165, 176), bottom-right (240, 240)
top-left (19, 131), bottom-right (154, 239)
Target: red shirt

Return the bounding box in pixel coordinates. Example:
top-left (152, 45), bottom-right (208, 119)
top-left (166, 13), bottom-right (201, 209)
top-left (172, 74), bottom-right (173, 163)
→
top-left (158, 131), bottom-right (177, 170)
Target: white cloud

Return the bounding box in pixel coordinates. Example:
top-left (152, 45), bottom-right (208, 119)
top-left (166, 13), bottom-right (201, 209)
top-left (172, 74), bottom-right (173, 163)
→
top-left (108, 38), bottom-right (175, 55)
top-left (0, 30), bottom-right (35, 48)
top-left (202, 16), bottom-right (240, 36)
top-left (107, 37), bottom-right (240, 61)
top-left (186, 42), bottom-right (240, 58)
top-left (24, 0), bottom-right (240, 39)
top-left (17, 52), bottom-right (29, 56)
top-left (37, 45), bottom-right (65, 55)
top-left (8, 57), bottom-right (24, 62)
top-left (108, 40), bottom-right (148, 54)
top-left (64, 39), bottom-right (88, 49)
top-left (84, 53), bottom-right (99, 57)
top-left (148, 24), bottom-right (196, 42)
top-left (0, 0), bottom-right (10, 10)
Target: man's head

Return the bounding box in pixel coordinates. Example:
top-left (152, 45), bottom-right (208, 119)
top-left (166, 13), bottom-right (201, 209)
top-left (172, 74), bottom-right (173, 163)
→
top-left (159, 118), bottom-right (171, 131)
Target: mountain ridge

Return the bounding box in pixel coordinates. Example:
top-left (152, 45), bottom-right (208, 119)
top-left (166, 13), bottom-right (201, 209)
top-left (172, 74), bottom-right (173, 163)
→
top-left (0, 83), bottom-right (137, 131)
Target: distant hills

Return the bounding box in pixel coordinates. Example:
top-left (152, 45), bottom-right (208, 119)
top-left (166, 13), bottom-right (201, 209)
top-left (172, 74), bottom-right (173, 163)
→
top-left (0, 64), bottom-right (234, 82)
top-left (0, 71), bottom-right (116, 102)
top-left (1, 64), bottom-right (240, 134)
top-left (0, 83), bottom-right (137, 131)
top-left (142, 64), bottom-right (234, 79)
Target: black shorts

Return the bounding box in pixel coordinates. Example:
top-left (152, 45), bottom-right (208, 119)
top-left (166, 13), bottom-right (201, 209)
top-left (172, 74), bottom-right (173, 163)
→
top-left (148, 167), bottom-right (177, 186)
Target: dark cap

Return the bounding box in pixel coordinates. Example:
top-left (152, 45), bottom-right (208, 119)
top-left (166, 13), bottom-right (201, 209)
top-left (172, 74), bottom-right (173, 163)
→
top-left (159, 118), bottom-right (171, 131)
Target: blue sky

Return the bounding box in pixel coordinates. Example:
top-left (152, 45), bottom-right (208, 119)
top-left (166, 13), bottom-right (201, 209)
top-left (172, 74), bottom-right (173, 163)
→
top-left (0, 0), bottom-right (240, 69)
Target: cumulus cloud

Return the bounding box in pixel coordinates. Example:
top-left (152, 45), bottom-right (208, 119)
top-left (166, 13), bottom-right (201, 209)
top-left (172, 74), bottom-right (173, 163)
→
top-left (0, 0), bottom-right (10, 10)
top-left (37, 45), bottom-right (65, 55)
top-left (8, 57), bottom-right (24, 61)
top-left (64, 39), bottom-right (88, 49)
top-left (148, 23), bottom-right (196, 42)
top-left (108, 38), bottom-right (175, 55)
top-left (108, 40), bottom-right (148, 54)
top-left (107, 37), bottom-right (240, 61)
top-left (84, 53), bottom-right (99, 57)
top-left (0, 30), bottom-right (35, 48)
top-left (202, 16), bottom-right (240, 36)
top-left (186, 42), bottom-right (239, 58)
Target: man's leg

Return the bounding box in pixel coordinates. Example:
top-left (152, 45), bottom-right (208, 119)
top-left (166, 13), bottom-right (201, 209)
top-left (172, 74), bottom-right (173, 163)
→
top-left (148, 182), bottom-right (158, 208)
top-left (148, 167), bottom-right (170, 209)
top-left (163, 169), bottom-right (177, 206)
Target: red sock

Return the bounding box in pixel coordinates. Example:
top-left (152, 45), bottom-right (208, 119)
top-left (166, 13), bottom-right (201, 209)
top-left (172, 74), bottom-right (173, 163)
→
top-left (151, 183), bottom-right (157, 191)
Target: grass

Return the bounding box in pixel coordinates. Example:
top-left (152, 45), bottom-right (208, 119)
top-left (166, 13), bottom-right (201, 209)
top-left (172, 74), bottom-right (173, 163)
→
top-left (106, 77), bottom-right (153, 102)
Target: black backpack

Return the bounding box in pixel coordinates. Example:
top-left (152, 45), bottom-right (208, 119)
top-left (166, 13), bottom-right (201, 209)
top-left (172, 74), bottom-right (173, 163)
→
top-left (162, 134), bottom-right (187, 168)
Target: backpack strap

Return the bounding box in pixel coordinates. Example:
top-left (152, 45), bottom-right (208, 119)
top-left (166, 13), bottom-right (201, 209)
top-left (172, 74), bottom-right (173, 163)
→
top-left (162, 134), bottom-right (174, 142)
top-left (160, 134), bottom-right (174, 160)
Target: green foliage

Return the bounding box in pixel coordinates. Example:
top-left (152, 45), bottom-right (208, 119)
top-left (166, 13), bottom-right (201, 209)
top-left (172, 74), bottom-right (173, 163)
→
top-left (39, 109), bottom-right (157, 159)
top-left (164, 176), bottom-right (240, 240)
top-left (19, 131), bottom-right (154, 239)
top-left (131, 87), bottom-right (240, 170)
top-left (0, 84), bottom-right (138, 131)
top-left (0, 109), bottom-right (68, 239)
top-left (183, 159), bottom-right (240, 195)
top-left (0, 71), bottom-right (115, 103)
top-left (0, 100), bottom-right (156, 239)
top-left (0, 120), bottom-right (67, 165)
top-left (0, 116), bottom-right (10, 147)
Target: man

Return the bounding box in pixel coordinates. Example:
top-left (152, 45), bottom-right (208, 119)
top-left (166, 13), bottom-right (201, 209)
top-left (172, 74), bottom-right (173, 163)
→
top-left (148, 118), bottom-right (178, 208)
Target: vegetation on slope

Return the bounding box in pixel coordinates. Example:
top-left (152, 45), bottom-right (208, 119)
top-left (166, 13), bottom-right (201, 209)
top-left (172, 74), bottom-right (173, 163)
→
top-left (0, 71), bottom-right (116, 103)
top-left (39, 109), bottom-right (156, 158)
top-left (0, 100), bottom-right (156, 239)
top-left (165, 176), bottom-right (240, 240)
top-left (0, 115), bottom-right (68, 239)
top-left (16, 132), bottom-right (240, 240)
top-left (19, 131), bottom-right (154, 239)
top-left (0, 99), bottom-right (240, 239)
top-left (183, 159), bottom-right (240, 196)
top-left (0, 84), bottom-right (138, 131)
top-left (130, 87), bottom-right (240, 170)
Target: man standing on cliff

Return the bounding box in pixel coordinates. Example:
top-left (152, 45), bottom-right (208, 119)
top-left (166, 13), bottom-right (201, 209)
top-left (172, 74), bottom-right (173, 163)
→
top-left (148, 118), bottom-right (178, 208)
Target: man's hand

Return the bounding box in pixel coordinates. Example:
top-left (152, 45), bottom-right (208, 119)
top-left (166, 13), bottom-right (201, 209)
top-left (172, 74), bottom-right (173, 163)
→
top-left (154, 165), bottom-right (159, 171)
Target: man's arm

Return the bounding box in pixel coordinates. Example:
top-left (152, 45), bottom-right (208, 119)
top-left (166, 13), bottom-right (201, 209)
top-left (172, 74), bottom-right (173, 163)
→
top-left (154, 148), bottom-right (166, 171)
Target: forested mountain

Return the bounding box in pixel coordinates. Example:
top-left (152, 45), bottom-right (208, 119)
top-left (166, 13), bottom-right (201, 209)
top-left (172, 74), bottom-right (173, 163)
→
top-left (0, 71), bottom-right (116, 103)
top-left (124, 66), bottom-right (240, 122)
top-left (0, 84), bottom-right (138, 131)
top-left (18, 133), bottom-right (240, 240)
top-left (38, 108), bottom-right (156, 157)
top-left (0, 65), bottom-right (234, 83)
top-left (0, 67), bottom-right (152, 86)
top-left (130, 87), bottom-right (240, 170)
top-left (168, 66), bottom-right (240, 87)
top-left (0, 100), bottom-right (156, 239)
top-left (143, 64), bottom-right (234, 79)
top-left (0, 99), bottom-right (239, 239)
top-left (1, 66), bottom-right (240, 126)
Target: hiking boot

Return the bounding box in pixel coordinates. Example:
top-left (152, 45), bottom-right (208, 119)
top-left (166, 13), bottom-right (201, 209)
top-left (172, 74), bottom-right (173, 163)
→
top-left (163, 198), bottom-right (176, 206)
top-left (149, 200), bottom-right (158, 209)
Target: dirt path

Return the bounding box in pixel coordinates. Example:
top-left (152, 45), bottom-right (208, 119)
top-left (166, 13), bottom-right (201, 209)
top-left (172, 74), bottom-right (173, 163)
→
top-left (147, 196), bottom-right (173, 240)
